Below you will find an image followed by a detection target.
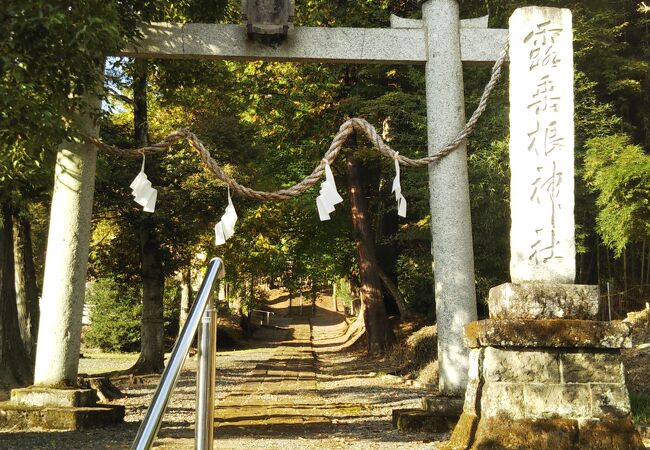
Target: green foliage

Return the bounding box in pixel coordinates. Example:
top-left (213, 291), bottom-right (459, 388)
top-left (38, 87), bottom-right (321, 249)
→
top-left (162, 279), bottom-right (182, 337)
top-left (469, 140), bottom-right (510, 302)
top-left (0, 1), bottom-right (139, 180)
top-left (631, 391), bottom-right (650, 424)
top-left (17, 0), bottom-right (647, 325)
top-left (85, 279), bottom-right (142, 352)
top-left (334, 278), bottom-right (355, 310)
top-left (584, 135), bottom-right (650, 256)
top-left (85, 278), bottom-right (180, 352)
top-left (396, 254), bottom-right (432, 314)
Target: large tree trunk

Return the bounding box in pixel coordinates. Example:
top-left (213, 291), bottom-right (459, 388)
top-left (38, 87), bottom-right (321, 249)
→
top-left (129, 59), bottom-right (166, 374)
top-left (132, 217), bottom-right (166, 374)
top-left (0, 203), bottom-right (33, 387)
top-left (346, 153), bottom-right (394, 355)
top-left (13, 214), bottom-right (39, 361)
top-left (13, 211), bottom-right (39, 361)
top-left (377, 266), bottom-right (409, 319)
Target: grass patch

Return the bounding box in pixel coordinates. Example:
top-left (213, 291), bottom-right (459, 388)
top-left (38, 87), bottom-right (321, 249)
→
top-left (631, 391), bottom-right (650, 424)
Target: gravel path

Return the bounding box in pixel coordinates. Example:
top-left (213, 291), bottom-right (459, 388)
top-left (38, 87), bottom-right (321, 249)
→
top-left (0, 345), bottom-right (277, 449)
top-left (0, 295), bottom-right (445, 449)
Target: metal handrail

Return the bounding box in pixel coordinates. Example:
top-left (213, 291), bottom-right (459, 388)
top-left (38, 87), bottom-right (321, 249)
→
top-left (195, 306), bottom-right (217, 447)
top-left (132, 257), bottom-right (225, 450)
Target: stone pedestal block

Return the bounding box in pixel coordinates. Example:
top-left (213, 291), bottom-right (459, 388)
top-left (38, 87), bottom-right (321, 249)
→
top-left (0, 386), bottom-right (124, 431)
top-left (465, 319), bottom-right (632, 349)
top-left (447, 416), bottom-right (643, 450)
top-left (421, 396), bottom-right (464, 416)
top-left (446, 319), bottom-right (643, 449)
top-left (488, 282), bottom-right (599, 320)
top-left (392, 408), bottom-right (458, 433)
top-left (11, 387), bottom-right (98, 408)
top-left (0, 403), bottom-right (124, 430)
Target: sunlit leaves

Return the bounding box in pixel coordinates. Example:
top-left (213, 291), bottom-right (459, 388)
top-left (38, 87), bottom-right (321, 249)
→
top-left (584, 135), bottom-right (650, 257)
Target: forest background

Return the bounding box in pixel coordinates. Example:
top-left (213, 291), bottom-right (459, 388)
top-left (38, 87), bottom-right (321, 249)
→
top-left (1, 0), bottom-right (648, 384)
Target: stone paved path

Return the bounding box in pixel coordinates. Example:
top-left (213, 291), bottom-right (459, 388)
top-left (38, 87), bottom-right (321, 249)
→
top-left (196, 294), bottom-right (444, 449)
top-left (214, 318), bottom-right (332, 437)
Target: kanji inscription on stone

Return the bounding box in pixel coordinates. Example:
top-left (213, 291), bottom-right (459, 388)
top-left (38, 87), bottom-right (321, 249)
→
top-left (509, 7), bottom-right (575, 283)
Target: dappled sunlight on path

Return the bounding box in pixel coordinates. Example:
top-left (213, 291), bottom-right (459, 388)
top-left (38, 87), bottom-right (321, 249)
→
top-left (201, 291), bottom-right (444, 449)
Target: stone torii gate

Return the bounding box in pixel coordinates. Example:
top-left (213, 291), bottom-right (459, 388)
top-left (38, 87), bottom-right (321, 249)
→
top-left (33, 0), bottom-right (507, 397)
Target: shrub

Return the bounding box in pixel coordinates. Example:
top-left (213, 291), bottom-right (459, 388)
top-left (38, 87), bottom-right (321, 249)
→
top-left (85, 279), bottom-right (141, 352)
top-left (162, 279), bottom-right (181, 338)
top-left (335, 278), bottom-right (354, 310)
top-left (385, 325), bottom-right (438, 379)
top-left (85, 278), bottom-right (182, 352)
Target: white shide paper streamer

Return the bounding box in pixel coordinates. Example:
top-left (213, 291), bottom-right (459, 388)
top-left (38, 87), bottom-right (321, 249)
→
top-left (215, 188), bottom-right (238, 246)
top-left (129, 154), bottom-right (157, 213)
top-left (392, 154), bottom-right (407, 218)
top-left (316, 160), bottom-right (344, 221)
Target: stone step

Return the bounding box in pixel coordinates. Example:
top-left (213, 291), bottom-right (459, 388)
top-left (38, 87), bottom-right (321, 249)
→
top-left (0, 402), bottom-right (124, 430)
top-left (392, 408), bottom-right (459, 433)
top-left (421, 396), bottom-right (464, 416)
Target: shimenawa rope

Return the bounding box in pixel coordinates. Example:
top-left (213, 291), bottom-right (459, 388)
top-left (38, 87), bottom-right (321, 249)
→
top-left (88, 40), bottom-right (509, 202)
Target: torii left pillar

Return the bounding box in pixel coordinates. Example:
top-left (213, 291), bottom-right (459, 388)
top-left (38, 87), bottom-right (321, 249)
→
top-left (1, 84), bottom-right (124, 430)
top-left (33, 94), bottom-right (99, 387)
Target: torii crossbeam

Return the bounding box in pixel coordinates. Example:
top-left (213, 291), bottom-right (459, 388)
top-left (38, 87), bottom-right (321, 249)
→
top-left (120, 15), bottom-right (506, 65)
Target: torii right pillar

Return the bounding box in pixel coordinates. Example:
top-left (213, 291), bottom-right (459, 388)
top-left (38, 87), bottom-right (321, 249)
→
top-left (447, 7), bottom-right (644, 449)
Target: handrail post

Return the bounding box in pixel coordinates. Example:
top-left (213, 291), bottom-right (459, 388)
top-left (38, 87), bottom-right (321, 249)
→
top-left (131, 257), bottom-right (224, 450)
top-left (195, 301), bottom-right (217, 449)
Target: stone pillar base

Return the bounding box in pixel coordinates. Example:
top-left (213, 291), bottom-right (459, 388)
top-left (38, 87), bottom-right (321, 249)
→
top-left (447, 415), bottom-right (643, 450)
top-left (11, 386), bottom-right (98, 407)
top-left (446, 318), bottom-right (644, 450)
top-left (0, 386), bottom-right (124, 430)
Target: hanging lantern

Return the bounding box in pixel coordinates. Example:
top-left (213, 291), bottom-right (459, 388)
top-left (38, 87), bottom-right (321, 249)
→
top-left (242, 0), bottom-right (294, 38)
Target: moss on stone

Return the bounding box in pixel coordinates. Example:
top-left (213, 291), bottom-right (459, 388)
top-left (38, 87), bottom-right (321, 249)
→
top-left (0, 401), bottom-right (124, 430)
top-left (445, 415), bottom-right (644, 449)
top-left (445, 413), bottom-right (478, 450)
top-left (465, 319), bottom-right (631, 349)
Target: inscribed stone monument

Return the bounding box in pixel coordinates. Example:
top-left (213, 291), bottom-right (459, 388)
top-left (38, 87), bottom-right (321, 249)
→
top-left (446, 7), bottom-right (644, 449)
top-left (509, 7), bottom-right (575, 284)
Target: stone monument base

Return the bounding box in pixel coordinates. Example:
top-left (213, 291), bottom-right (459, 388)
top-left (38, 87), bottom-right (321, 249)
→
top-left (445, 319), bottom-right (644, 450)
top-left (449, 415), bottom-right (642, 450)
top-left (393, 396), bottom-right (463, 433)
top-left (0, 386), bottom-right (124, 430)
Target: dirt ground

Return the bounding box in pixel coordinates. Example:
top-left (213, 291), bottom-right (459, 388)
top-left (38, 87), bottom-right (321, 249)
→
top-left (1, 293), bottom-right (648, 449)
